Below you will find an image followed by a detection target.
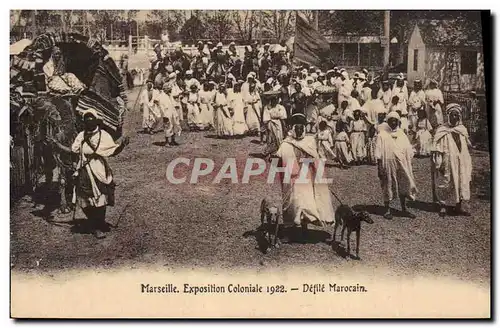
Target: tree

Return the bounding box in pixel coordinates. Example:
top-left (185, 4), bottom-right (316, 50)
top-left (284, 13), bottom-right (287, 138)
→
top-left (179, 15), bottom-right (205, 44)
top-left (261, 10), bottom-right (295, 43)
top-left (146, 10), bottom-right (185, 41)
top-left (87, 10), bottom-right (124, 41)
top-left (203, 11), bottom-right (234, 42)
top-left (232, 10), bottom-right (257, 43)
top-left (322, 10), bottom-right (383, 36)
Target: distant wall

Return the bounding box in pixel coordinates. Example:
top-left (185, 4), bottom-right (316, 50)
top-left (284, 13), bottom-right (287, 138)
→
top-left (103, 43), bottom-right (249, 69)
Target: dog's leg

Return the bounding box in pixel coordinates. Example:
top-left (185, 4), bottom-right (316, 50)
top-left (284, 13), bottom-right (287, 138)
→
top-left (346, 229), bottom-right (351, 258)
top-left (340, 223), bottom-right (347, 242)
top-left (355, 230), bottom-right (360, 260)
top-left (260, 200), bottom-right (266, 228)
top-left (332, 222), bottom-right (338, 243)
top-left (267, 216), bottom-right (273, 246)
top-left (273, 216), bottom-right (280, 248)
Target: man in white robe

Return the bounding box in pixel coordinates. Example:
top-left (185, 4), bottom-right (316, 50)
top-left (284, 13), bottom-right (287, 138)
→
top-left (431, 103), bottom-right (472, 217)
top-left (425, 79), bottom-right (445, 129)
top-left (408, 79), bottom-right (426, 132)
top-left (378, 80), bottom-right (393, 110)
top-left (139, 80), bottom-right (162, 134)
top-left (274, 113), bottom-right (335, 241)
top-left (158, 83), bottom-right (180, 146)
top-left (375, 111), bottom-right (417, 220)
top-left (184, 70), bottom-right (201, 91)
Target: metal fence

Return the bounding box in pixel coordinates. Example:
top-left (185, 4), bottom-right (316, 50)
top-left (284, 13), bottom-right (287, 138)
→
top-left (443, 91), bottom-right (489, 150)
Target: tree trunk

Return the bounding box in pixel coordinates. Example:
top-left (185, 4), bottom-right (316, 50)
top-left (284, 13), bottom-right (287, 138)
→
top-left (60, 11), bottom-right (67, 33)
top-left (397, 28), bottom-right (405, 65)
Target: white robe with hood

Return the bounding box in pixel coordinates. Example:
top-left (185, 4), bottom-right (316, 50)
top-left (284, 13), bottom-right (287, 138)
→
top-left (275, 134), bottom-right (335, 227)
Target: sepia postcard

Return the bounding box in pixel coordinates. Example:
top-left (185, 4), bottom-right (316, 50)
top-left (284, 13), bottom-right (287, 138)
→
top-left (9, 9), bottom-right (491, 319)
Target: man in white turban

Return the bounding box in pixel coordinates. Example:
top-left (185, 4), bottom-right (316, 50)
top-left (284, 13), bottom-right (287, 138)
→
top-left (184, 70), bottom-right (200, 90)
top-left (375, 111), bottom-right (417, 220)
top-left (431, 103), bottom-right (472, 217)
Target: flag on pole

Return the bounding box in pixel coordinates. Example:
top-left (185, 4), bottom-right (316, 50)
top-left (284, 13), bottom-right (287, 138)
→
top-left (293, 12), bottom-right (331, 68)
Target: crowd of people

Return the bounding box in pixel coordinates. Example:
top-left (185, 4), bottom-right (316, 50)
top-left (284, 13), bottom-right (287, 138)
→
top-left (134, 40), bottom-right (472, 227)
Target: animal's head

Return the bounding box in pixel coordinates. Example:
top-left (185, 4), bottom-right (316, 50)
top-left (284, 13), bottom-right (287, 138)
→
top-left (266, 206), bottom-right (280, 222)
top-left (32, 98), bottom-right (61, 123)
top-left (357, 211), bottom-right (374, 224)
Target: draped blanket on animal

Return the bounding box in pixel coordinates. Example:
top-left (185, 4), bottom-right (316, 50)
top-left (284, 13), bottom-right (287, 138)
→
top-left (10, 32), bottom-right (127, 139)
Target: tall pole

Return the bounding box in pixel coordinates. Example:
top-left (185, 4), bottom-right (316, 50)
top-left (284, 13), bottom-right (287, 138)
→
top-left (259, 11), bottom-right (263, 45)
top-left (314, 10), bottom-right (319, 30)
top-left (383, 10), bottom-right (390, 69)
top-left (31, 10), bottom-right (37, 37)
top-left (83, 11), bottom-right (88, 36)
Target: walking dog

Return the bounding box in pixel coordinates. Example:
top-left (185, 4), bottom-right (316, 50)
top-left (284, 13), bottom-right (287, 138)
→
top-left (260, 198), bottom-right (281, 248)
top-left (333, 204), bottom-right (374, 259)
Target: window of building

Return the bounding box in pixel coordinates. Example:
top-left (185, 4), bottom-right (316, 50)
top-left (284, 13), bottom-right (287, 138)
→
top-left (461, 50), bottom-right (477, 75)
top-left (329, 43), bottom-right (343, 66)
top-left (360, 43), bottom-right (383, 68)
top-left (343, 43), bottom-right (358, 67)
top-left (413, 49), bottom-right (418, 71)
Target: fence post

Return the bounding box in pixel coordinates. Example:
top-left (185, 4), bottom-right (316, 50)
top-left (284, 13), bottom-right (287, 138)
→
top-left (128, 35), bottom-right (133, 56)
top-left (145, 35), bottom-right (149, 53)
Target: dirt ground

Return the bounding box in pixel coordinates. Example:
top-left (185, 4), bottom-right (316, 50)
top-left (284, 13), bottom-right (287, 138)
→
top-left (10, 87), bottom-right (491, 287)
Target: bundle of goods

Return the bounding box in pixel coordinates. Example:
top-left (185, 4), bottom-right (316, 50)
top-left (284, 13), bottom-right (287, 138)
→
top-left (10, 32), bottom-right (127, 139)
top-left (314, 85), bottom-right (336, 95)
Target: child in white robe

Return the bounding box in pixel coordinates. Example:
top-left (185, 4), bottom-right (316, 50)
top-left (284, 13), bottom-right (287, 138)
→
top-left (158, 84), bottom-right (180, 146)
top-left (228, 84), bottom-right (249, 137)
top-left (198, 82), bottom-right (215, 130)
top-left (243, 83), bottom-right (262, 136)
top-left (316, 121), bottom-right (336, 161)
top-left (425, 79), bottom-right (445, 129)
top-left (186, 84), bottom-right (202, 131)
top-left (350, 109), bottom-right (368, 165)
top-left (413, 109), bottom-right (433, 157)
top-left (139, 80), bottom-right (162, 134)
top-left (378, 81), bottom-right (393, 110)
top-left (214, 84), bottom-right (234, 138)
top-left (334, 121), bottom-right (353, 169)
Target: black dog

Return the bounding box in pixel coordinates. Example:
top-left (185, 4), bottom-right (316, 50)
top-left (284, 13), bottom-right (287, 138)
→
top-left (333, 204), bottom-right (374, 259)
top-left (260, 198), bottom-right (281, 248)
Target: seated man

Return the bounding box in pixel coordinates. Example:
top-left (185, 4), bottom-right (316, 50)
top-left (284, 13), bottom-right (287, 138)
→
top-left (43, 46), bottom-right (86, 94)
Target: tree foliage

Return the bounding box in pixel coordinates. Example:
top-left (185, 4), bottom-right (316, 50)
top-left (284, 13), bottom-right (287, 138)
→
top-left (179, 15), bottom-right (205, 44)
top-left (203, 11), bottom-right (234, 41)
top-left (260, 10), bottom-right (295, 42)
top-left (11, 10), bottom-right (484, 49)
top-left (322, 10), bottom-right (383, 36)
top-left (146, 10), bottom-right (185, 41)
top-left (232, 10), bottom-right (258, 42)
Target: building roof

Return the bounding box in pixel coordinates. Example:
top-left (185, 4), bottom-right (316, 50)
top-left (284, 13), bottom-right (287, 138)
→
top-left (414, 20), bottom-right (482, 47)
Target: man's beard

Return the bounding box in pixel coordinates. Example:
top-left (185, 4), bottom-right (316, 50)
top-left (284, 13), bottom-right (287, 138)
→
top-left (291, 125), bottom-right (305, 140)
